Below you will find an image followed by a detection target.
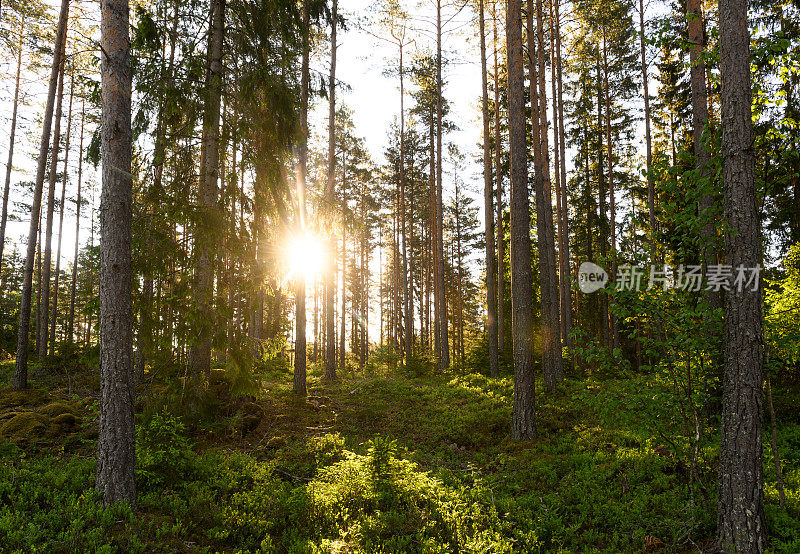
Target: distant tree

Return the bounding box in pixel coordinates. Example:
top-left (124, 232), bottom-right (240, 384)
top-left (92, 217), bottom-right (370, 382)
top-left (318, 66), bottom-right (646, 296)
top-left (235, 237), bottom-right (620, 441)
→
top-left (12, 0), bottom-right (69, 390)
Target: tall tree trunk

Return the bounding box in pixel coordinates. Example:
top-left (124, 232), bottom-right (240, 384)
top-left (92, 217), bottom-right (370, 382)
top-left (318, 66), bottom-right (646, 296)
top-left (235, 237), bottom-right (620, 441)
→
top-left (294, 0), bottom-right (310, 396)
top-left (12, 0), bottom-right (70, 390)
top-left (68, 99), bottom-right (86, 342)
top-left (51, 74), bottom-right (75, 355)
top-left (324, 0), bottom-right (338, 381)
top-left (478, 0), bottom-right (500, 377)
top-left (596, 64), bottom-right (609, 347)
top-left (480, 0), bottom-right (499, 377)
top-left (493, 6), bottom-right (506, 358)
top-left (340, 204), bottom-right (346, 374)
top-left (435, 0), bottom-right (449, 369)
top-left (40, 48), bottom-right (68, 359)
top-left (716, 0), bottom-right (765, 548)
top-left (96, 0), bottom-right (135, 507)
top-left (0, 17), bottom-right (24, 276)
top-left (687, 0), bottom-right (720, 311)
top-left (639, 0), bottom-right (655, 258)
top-left (553, 0), bottom-right (573, 351)
top-left (400, 44), bottom-right (413, 367)
top-left (429, 113), bottom-right (440, 360)
top-left (601, 32), bottom-right (619, 350)
top-left (507, 0), bottom-right (536, 440)
top-left (189, 0), bottom-right (225, 379)
top-left (530, 0), bottom-right (564, 389)
top-left (549, 4), bottom-right (565, 345)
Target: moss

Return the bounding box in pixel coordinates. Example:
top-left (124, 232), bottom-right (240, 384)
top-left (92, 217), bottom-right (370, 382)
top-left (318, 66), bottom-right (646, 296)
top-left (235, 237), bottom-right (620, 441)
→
top-left (51, 412), bottom-right (80, 428)
top-left (0, 388), bottom-right (51, 410)
top-left (38, 401), bottom-right (78, 418)
top-left (0, 411), bottom-right (49, 442)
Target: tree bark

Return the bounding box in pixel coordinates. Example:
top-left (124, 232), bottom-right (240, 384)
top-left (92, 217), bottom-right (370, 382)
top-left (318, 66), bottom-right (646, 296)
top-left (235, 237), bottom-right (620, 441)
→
top-left (324, 0), bottom-right (338, 381)
top-left (399, 41), bottom-right (412, 366)
top-left (189, 0), bottom-right (225, 379)
top-left (553, 0), bottom-right (573, 352)
top-left (530, 0), bottom-right (564, 389)
top-left (479, 0), bottom-right (499, 377)
top-left (507, 0), bottom-right (536, 440)
top-left (96, 0), bottom-right (135, 507)
top-left (40, 47), bottom-right (68, 359)
top-left (51, 73), bottom-right (75, 354)
top-left (638, 0), bottom-right (655, 258)
top-left (687, 0), bottom-right (720, 311)
top-left (493, 6), bottom-right (506, 358)
top-left (12, 0), bottom-right (70, 390)
top-left (435, 0), bottom-right (449, 370)
top-left (294, 0), bottom-right (310, 396)
top-left (0, 17), bottom-right (24, 276)
top-left (68, 99), bottom-right (85, 342)
top-left (717, 0), bottom-right (766, 547)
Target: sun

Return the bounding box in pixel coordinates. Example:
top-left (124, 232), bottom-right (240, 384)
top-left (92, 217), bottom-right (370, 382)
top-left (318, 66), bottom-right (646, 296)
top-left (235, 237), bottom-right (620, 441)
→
top-left (284, 233), bottom-right (326, 281)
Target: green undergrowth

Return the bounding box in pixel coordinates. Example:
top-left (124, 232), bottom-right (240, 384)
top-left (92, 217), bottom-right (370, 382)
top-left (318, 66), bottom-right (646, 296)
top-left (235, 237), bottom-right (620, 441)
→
top-left (1, 370), bottom-right (798, 552)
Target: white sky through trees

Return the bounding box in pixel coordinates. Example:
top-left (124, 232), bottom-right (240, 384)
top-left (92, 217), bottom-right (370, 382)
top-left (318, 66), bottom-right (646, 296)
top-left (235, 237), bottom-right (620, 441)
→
top-left (0, 0), bottom-right (484, 269)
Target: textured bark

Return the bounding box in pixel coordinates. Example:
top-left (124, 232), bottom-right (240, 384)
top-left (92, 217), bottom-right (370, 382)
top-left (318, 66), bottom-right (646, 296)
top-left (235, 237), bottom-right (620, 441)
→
top-left (40, 52), bottom-right (67, 359)
top-left (530, 0), bottom-right (563, 390)
top-left (189, 0), bottom-right (225, 378)
top-left (293, 0), bottom-right (310, 396)
top-left (96, 0), bottom-right (136, 507)
top-left (716, 0), bottom-right (766, 547)
top-left (507, 0), bottom-right (536, 440)
top-left (324, 0), bottom-right (338, 381)
top-left (51, 74), bottom-right (75, 354)
top-left (479, 0), bottom-right (499, 377)
top-left (12, 0), bottom-right (69, 390)
top-left (0, 17), bottom-right (24, 275)
top-left (435, 0), bottom-right (449, 369)
top-left (639, 0), bottom-right (655, 257)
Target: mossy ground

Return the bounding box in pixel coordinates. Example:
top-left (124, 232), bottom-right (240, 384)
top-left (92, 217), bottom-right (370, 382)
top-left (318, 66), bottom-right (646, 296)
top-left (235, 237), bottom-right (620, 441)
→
top-left (0, 359), bottom-right (798, 552)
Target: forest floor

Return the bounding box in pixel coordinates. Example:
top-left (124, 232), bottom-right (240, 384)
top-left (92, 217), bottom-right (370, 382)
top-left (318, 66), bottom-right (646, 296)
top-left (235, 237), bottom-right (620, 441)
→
top-left (0, 358), bottom-right (798, 552)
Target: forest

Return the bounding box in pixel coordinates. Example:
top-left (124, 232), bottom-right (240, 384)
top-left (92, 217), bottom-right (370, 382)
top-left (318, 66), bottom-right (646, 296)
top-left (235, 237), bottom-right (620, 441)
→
top-left (0, 0), bottom-right (798, 550)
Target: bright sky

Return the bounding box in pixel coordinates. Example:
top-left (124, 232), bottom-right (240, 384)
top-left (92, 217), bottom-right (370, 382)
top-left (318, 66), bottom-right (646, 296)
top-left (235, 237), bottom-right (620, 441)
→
top-left (0, 0), bottom-right (487, 344)
top-left (0, 0), bottom-right (485, 268)
top-left (314, 0), bottom-right (485, 204)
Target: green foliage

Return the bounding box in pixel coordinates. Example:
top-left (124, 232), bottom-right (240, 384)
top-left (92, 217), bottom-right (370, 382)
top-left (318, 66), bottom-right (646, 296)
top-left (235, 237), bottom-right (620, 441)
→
top-left (368, 344), bottom-right (402, 371)
top-left (571, 324), bottom-right (631, 376)
top-left (0, 447), bottom-right (139, 552)
top-left (400, 351), bottom-right (436, 378)
top-left (766, 243), bottom-right (800, 369)
top-left (308, 438), bottom-right (515, 552)
top-left (136, 410), bottom-right (196, 490)
top-left (2, 370), bottom-right (798, 552)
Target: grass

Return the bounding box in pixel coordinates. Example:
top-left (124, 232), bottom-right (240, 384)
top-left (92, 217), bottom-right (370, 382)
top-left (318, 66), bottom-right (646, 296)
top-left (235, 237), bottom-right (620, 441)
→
top-left (0, 360), bottom-right (798, 552)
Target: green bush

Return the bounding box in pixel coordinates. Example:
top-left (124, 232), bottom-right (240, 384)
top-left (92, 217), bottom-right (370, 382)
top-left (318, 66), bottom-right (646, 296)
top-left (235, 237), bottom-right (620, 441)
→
top-left (136, 410), bottom-right (196, 490)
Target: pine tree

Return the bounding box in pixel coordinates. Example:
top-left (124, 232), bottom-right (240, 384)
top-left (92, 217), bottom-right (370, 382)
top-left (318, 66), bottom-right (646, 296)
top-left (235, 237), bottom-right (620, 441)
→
top-left (12, 0), bottom-right (70, 390)
top-left (716, 0), bottom-right (766, 546)
top-left (507, 0), bottom-right (536, 440)
top-left (96, 0), bottom-right (135, 506)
